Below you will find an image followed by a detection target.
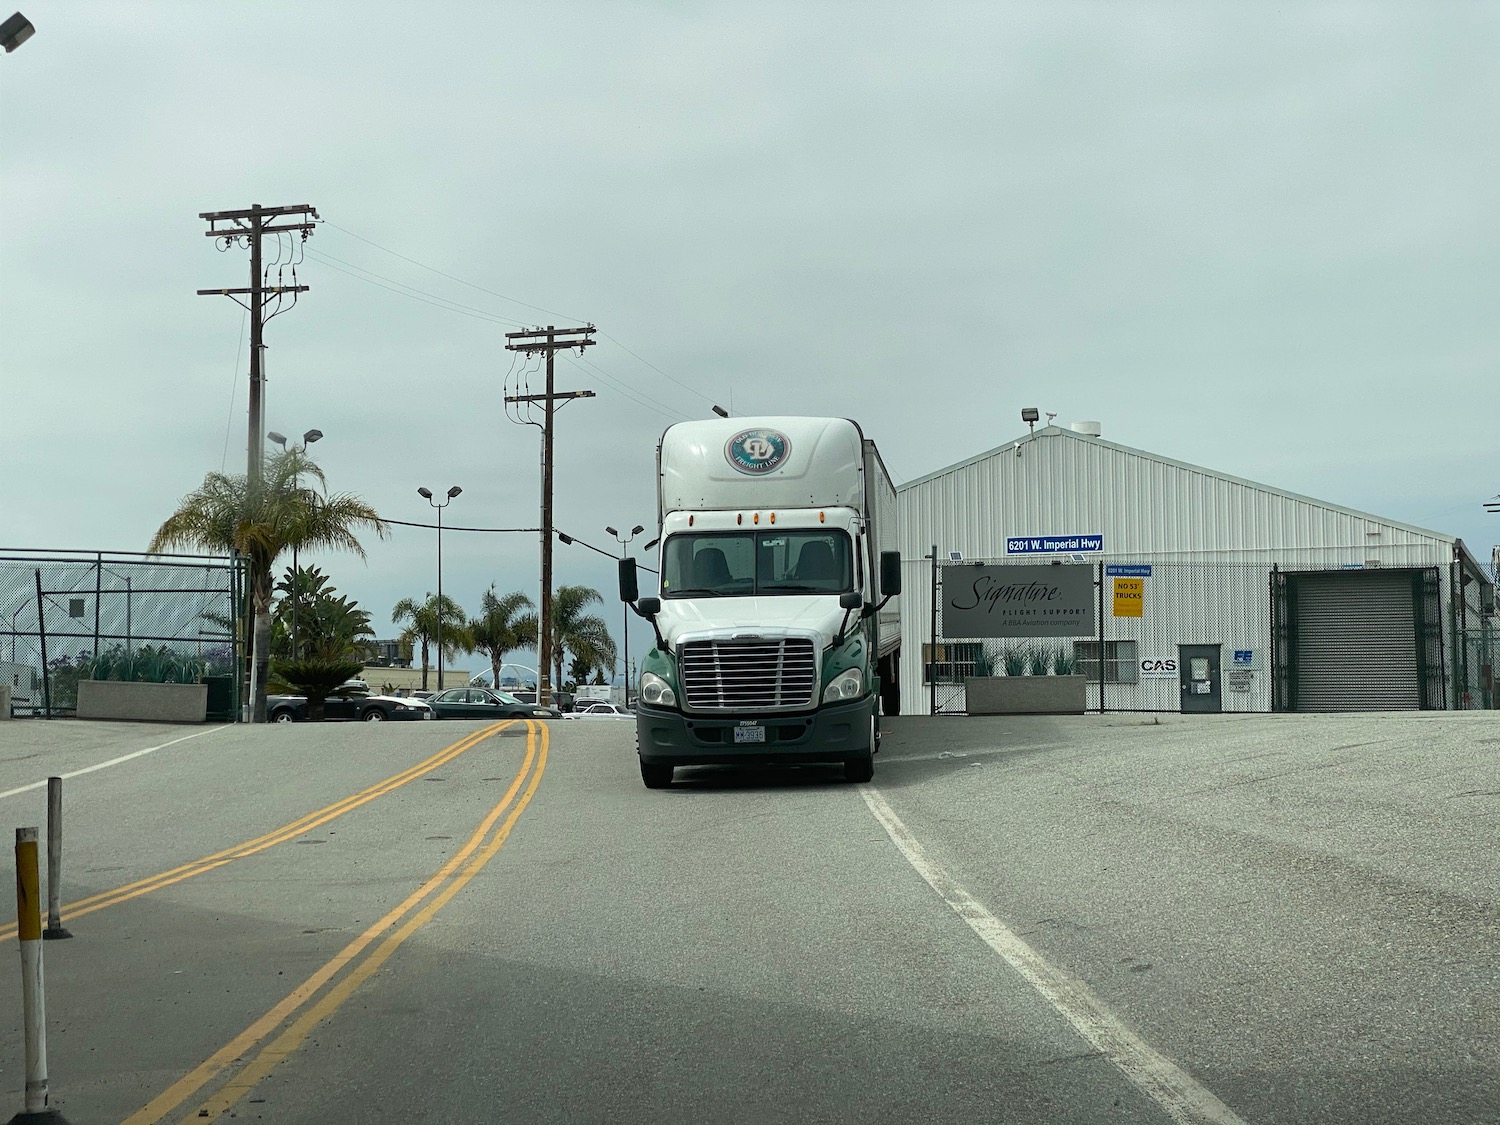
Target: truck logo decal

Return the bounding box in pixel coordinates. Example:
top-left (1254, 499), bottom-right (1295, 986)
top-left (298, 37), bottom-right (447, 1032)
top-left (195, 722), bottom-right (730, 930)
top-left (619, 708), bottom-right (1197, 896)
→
top-left (725, 429), bottom-right (790, 475)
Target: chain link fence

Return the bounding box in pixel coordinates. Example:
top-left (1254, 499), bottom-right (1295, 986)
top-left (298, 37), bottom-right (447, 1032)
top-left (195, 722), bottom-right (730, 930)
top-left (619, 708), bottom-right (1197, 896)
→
top-left (1, 550), bottom-right (244, 719)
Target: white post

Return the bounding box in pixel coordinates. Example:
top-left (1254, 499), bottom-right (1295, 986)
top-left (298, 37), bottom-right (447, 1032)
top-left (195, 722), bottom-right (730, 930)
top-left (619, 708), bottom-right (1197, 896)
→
top-left (13, 826), bottom-right (66, 1123)
top-left (43, 778), bottom-right (70, 941)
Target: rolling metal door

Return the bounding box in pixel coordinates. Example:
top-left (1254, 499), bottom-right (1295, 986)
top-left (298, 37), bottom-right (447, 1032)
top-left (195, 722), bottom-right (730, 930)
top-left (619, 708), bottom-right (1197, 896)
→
top-left (1294, 572), bottom-right (1419, 711)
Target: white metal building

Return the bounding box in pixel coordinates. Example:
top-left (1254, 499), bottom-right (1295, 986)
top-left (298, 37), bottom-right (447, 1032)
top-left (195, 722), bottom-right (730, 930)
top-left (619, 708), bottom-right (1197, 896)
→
top-left (896, 424), bottom-right (1496, 715)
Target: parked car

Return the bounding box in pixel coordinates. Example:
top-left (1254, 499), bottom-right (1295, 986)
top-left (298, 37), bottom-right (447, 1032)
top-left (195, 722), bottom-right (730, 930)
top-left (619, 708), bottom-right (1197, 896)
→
top-left (424, 687), bottom-right (561, 720)
top-left (267, 686), bottom-right (433, 723)
top-left (505, 688), bottom-right (575, 712)
top-left (566, 700), bottom-right (633, 719)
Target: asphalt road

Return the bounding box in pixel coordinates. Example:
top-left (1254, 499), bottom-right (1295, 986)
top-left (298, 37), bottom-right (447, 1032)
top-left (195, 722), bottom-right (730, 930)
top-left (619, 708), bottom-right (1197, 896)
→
top-left (0, 709), bottom-right (1495, 1124)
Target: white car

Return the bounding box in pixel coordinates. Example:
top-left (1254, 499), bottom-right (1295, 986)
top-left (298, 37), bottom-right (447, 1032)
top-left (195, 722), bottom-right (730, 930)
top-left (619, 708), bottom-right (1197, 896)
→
top-left (567, 701), bottom-right (634, 719)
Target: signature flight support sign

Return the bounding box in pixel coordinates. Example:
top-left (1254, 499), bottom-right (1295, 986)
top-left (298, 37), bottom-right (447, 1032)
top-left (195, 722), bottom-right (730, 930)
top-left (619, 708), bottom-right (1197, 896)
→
top-left (943, 564), bottom-right (1096, 638)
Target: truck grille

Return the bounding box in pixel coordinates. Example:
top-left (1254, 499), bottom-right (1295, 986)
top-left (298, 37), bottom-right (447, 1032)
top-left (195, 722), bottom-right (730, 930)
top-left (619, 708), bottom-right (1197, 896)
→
top-left (679, 638), bottom-right (818, 711)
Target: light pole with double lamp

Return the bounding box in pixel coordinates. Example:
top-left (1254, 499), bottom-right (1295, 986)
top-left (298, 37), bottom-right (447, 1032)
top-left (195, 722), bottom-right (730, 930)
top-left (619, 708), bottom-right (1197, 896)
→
top-left (418, 486), bottom-right (462, 690)
top-left (606, 525), bottom-right (646, 705)
top-left (267, 428), bottom-right (322, 660)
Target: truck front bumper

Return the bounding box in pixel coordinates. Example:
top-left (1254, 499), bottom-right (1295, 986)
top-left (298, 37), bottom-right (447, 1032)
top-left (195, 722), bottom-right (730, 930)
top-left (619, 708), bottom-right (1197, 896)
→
top-left (636, 695), bottom-right (875, 767)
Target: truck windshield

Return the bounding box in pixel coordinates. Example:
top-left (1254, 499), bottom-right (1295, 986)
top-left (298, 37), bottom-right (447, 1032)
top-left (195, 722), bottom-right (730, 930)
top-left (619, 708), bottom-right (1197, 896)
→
top-left (661, 531), bottom-right (853, 598)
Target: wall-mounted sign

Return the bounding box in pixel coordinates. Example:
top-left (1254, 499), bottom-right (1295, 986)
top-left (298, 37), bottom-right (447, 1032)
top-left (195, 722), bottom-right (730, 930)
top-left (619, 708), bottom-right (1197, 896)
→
top-left (942, 564), bottom-right (1096, 638)
top-left (1139, 657), bottom-right (1178, 678)
top-left (1231, 649), bottom-right (1261, 670)
top-left (1226, 669), bottom-right (1253, 693)
top-left (1006, 535), bottom-right (1103, 555)
top-left (1113, 578), bottom-right (1144, 617)
top-left (1106, 564), bottom-right (1152, 577)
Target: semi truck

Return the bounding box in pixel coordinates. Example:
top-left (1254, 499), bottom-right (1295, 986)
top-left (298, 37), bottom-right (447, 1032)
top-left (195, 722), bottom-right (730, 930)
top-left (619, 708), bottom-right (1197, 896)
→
top-left (617, 416), bottom-right (901, 788)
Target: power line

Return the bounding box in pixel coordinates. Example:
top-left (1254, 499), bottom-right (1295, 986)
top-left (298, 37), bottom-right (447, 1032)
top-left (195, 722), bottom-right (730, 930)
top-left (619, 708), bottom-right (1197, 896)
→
top-left (319, 220), bottom-right (585, 323)
top-left (316, 221), bottom-right (719, 410)
top-left (305, 249), bottom-right (527, 327)
top-left (598, 330), bottom-right (718, 407)
top-left (563, 351), bottom-right (692, 423)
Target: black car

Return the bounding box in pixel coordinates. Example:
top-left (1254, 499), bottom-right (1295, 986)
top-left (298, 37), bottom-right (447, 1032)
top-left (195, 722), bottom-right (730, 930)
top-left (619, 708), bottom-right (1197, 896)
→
top-left (267, 688), bottom-right (434, 723)
top-left (424, 687), bottom-right (561, 720)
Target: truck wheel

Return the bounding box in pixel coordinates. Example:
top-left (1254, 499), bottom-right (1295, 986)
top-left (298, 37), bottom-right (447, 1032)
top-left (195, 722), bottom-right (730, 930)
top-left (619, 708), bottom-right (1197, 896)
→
top-left (844, 752), bottom-right (874, 784)
top-left (640, 761), bottom-right (674, 789)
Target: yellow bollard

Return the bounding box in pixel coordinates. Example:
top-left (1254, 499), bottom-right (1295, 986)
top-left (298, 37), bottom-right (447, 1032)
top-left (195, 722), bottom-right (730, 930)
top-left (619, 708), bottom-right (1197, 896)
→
top-left (10, 827), bottom-right (70, 1124)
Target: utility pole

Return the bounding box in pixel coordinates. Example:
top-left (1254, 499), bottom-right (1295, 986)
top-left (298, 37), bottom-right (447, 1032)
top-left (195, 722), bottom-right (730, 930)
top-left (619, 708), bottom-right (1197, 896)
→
top-left (504, 325), bottom-right (596, 708)
top-left (197, 203), bottom-right (318, 488)
top-left (197, 202), bottom-right (317, 724)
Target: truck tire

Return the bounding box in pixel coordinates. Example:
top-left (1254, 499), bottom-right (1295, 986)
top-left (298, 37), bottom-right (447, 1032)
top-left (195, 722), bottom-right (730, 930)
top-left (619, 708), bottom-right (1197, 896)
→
top-left (844, 752), bottom-right (874, 783)
top-left (641, 761), bottom-right (674, 789)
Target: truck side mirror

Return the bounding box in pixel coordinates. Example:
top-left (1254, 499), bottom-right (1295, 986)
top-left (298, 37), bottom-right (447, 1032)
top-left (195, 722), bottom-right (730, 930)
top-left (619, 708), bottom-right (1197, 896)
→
top-left (880, 551), bottom-right (903, 597)
top-left (618, 557), bottom-right (639, 603)
top-left (638, 597), bottom-right (661, 616)
top-left (839, 592), bottom-right (862, 610)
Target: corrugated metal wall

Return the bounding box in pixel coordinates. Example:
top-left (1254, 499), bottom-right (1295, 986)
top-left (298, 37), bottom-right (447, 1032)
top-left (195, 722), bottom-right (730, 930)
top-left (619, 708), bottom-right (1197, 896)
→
top-left (896, 427), bottom-right (1465, 715)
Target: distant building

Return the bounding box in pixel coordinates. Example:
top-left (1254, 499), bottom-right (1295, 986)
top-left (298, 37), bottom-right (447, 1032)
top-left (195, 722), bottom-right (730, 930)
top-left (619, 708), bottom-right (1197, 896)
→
top-left (899, 424), bottom-right (1496, 714)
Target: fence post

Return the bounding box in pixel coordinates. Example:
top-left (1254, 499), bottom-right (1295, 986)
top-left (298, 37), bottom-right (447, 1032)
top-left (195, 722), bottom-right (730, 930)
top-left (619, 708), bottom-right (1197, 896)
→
top-left (43, 778), bottom-right (70, 941)
top-left (11, 827), bottom-right (71, 1124)
top-left (928, 546), bottom-right (938, 716)
top-left (34, 570), bottom-right (51, 721)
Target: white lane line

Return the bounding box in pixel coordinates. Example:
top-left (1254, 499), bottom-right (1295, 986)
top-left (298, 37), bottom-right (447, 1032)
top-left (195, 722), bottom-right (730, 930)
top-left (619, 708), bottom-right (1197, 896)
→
top-left (860, 786), bottom-right (1248, 1125)
top-left (0, 726), bottom-right (230, 801)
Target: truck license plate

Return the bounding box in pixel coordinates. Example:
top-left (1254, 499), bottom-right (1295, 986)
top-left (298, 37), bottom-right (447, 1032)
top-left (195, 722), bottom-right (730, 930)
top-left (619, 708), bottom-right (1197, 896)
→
top-left (733, 725), bottom-right (766, 744)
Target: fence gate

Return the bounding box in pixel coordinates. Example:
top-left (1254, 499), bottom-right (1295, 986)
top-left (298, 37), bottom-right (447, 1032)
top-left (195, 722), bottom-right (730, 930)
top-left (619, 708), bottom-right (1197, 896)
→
top-left (1, 549), bottom-right (244, 719)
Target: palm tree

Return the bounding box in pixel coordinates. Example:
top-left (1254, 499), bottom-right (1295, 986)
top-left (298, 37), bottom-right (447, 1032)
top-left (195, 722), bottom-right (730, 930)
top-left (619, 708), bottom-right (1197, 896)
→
top-left (391, 593), bottom-right (469, 690)
top-left (149, 449), bottom-right (386, 723)
top-left (548, 585), bottom-right (617, 698)
top-left (468, 585), bottom-right (538, 692)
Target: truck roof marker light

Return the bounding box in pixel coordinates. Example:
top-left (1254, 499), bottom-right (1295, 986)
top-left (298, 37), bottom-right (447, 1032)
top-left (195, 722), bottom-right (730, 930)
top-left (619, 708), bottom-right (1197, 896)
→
top-left (770, 512), bottom-right (776, 524)
top-left (753, 513), bottom-right (759, 524)
top-left (819, 511), bottom-right (825, 523)
top-left (736, 513), bottom-right (742, 525)
top-left (688, 515), bottom-right (694, 526)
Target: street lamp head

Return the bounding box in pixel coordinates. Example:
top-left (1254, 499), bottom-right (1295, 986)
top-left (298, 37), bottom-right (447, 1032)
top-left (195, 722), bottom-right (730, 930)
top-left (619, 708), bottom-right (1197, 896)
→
top-left (1, 12), bottom-right (35, 53)
top-left (712, 405), bottom-right (729, 418)
top-left (605, 526), bottom-right (619, 538)
top-left (558, 532), bottom-right (574, 545)
top-left (303, 429), bottom-right (323, 444)
top-left (631, 525), bottom-right (646, 536)
top-left (417, 487), bottom-right (433, 500)
top-left (446, 485), bottom-right (462, 499)
top-left (267, 431), bottom-right (288, 449)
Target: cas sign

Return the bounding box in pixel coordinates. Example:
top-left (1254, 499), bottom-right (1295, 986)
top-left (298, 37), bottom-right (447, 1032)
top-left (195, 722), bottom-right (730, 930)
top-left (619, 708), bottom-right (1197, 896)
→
top-left (1139, 657), bottom-right (1178, 679)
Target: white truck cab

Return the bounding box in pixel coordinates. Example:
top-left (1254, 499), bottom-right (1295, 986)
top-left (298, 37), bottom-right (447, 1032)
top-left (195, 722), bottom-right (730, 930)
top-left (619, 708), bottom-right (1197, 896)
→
top-left (619, 417), bottom-right (901, 788)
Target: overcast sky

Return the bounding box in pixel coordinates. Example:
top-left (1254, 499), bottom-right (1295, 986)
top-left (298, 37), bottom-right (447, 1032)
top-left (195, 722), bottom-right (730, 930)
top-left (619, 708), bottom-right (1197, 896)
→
top-left (2, 1), bottom-right (1496, 677)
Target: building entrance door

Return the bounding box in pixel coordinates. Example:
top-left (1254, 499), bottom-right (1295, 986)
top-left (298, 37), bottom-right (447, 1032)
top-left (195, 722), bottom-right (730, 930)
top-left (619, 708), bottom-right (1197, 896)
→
top-left (1179, 644), bottom-right (1222, 713)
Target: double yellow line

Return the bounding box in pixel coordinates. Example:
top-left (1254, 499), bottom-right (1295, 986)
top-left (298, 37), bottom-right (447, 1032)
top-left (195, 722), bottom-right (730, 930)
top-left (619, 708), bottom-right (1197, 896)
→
top-left (0, 720), bottom-right (512, 944)
top-left (126, 718), bottom-right (549, 1125)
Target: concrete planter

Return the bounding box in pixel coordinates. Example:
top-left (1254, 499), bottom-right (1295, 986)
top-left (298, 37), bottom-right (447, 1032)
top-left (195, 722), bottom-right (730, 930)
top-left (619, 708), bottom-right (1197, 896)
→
top-left (964, 675), bottom-right (1087, 715)
top-left (76, 680), bottom-right (208, 723)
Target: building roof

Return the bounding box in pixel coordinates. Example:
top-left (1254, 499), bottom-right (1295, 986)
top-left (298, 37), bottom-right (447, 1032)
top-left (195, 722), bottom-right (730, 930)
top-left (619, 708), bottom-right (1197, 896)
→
top-left (899, 425), bottom-right (1493, 581)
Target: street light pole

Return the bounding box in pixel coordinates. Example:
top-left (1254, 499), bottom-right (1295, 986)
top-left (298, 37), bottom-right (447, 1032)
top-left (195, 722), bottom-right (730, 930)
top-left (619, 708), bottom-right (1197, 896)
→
top-left (419, 486), bottom-right (462, 690)
top-left (606, 524), bottom-right (646, 705)
top-left (268, 428), bottom-right (323, 660)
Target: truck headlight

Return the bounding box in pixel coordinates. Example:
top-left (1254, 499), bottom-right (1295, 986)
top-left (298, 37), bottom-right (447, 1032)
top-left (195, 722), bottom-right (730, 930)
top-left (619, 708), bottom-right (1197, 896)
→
top-left (822, 667), bottom-right (864, 703)
top-left (640, 672), bottom-right (677, 708)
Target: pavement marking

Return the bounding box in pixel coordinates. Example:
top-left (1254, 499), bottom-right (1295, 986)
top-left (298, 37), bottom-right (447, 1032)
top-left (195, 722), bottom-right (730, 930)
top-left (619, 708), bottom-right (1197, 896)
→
top-left (860, 786), bottom-right (1249, 1125)
top-left (0, 721), bottom-right (513, 942)
top-left (0, 725), bottom-right (231, 801)
top-left (122, 719), bottom-right (549, 1125)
